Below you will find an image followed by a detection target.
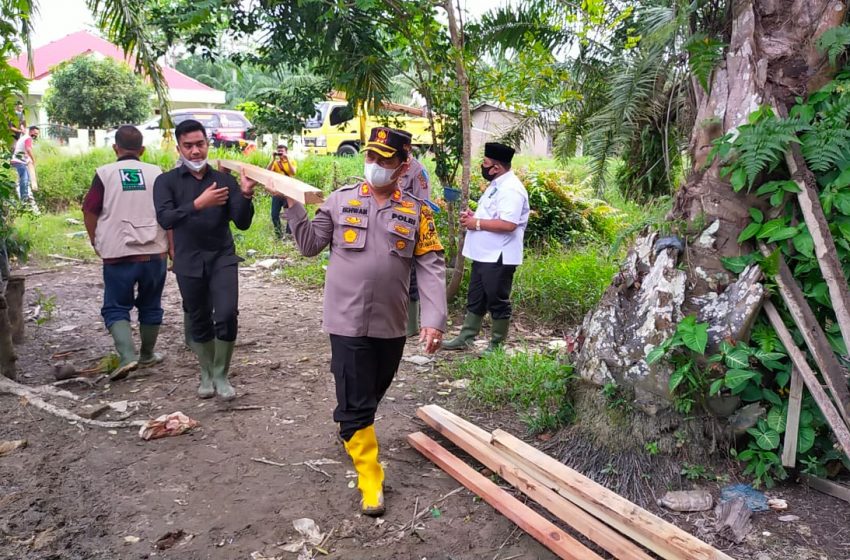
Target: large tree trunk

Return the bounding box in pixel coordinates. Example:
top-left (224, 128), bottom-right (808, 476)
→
top-left (576, 0), bottom-right (847, 412)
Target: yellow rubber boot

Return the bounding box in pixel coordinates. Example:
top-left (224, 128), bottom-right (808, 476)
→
top-left (343, 425), bottom-right (385, 516)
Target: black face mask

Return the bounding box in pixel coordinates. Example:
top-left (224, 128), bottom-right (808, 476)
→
top-left (481, 164), bottom-right (497, 181)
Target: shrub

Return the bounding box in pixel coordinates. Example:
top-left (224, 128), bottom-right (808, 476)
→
top-left (446, 349), bottom-right (575, 434)
top-left (513, 247), bottom-right (618, 324)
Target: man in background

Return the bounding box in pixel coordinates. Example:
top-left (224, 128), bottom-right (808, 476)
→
top-left (82, 125), bottom-right (168, 380)
top-left (443, 142), bottom-right (529, 352)
top-left (268, 144), bottom-right (297, 238)
top-left (394, 129), bottom-right (431, 336)
top-left (10, 125), bottom-right (39, 210)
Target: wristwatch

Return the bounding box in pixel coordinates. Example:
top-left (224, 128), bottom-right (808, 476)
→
top-left (475, 219), bottom-right (481, 231)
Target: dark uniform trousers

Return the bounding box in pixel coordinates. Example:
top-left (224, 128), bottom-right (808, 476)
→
top-left (330, 335), bottom-right (406, 440)
top-left (466, 255), bottom-right (517, 320)
top-left (176, 260), bottom-right (239, 343)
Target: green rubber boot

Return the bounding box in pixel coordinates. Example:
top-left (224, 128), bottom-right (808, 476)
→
top-left (189, 339), bottom-right (215, 399)
top-left (485, 318), bottom-right (511, 353)
top-left (441, 313), bottom-right (483, 350)
top-left (406, 300), bottom-right (420, 338)
top-left (108, 320), bottom-right (139, 380)
top-left (212, 339), bottom-right (237, 401)
top-left (138, 324), bottom-right (164, 367)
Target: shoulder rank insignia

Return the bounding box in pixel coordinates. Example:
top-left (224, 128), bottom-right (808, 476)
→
top-left (343, 229), bottom-right (358, 243)
top-left (360, 183), bottom-right (370, 196)
top-left (395, 240), bottom-right (407, 250)
top-left (344, 216), bottom-right (362, 225)
top-left (347, 199), bottom-right (362, 206)
top-left (391, 189), bottom-right (402, 201)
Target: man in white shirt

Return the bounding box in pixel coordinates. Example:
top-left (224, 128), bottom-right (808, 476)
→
top-left (443, 142), bottom-right (529, 352)
top-left (10, 126), bottom-right (38, 202)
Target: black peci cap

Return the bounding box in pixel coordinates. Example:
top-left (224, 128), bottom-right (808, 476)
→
top-left (484, 142), bottom-right (515, 165)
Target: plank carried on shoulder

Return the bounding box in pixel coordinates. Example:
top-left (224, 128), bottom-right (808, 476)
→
top-left (216, 159), bottom-right (324, 204)
top-left (407, 431), bottom-right (603, 560)
top-left (417, 405), bottom-right (654, 560)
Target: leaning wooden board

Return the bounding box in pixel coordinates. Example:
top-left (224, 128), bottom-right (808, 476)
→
top-left (216, 159), bottom-right (324, 204)
top-left (417, 405), bottom-right (654, 560)
top-left (417, 405), bottom-right (736, 560)
top-left (407, 432), bottom-right (603, 560)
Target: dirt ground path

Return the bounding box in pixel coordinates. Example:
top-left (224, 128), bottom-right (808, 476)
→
top-left (0, 263), bottom-right (557, 560)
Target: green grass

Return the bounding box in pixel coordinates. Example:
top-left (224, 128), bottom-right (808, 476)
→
top-left (15, 208), bottom-right (96, 261)
top-left (446, 349), bottom-right (575, 434)
top-left (512, 247), bottom-right (618, 324)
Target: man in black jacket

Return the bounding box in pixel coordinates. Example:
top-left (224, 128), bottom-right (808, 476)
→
top-left (154, 119), bottom-right (255, 400)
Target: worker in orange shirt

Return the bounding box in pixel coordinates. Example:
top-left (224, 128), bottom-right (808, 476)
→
top-left (268, 144), bottom-right (297, 238)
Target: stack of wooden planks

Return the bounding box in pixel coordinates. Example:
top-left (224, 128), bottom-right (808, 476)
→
top-left (410, 405), bottom-right (736, 560)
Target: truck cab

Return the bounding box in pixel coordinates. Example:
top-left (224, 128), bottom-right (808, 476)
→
top-left (301, 100), bottom-right (435, 156)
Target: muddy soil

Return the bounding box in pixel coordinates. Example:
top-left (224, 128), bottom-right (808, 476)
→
top-left (0, 263), bottom-right (557, 560)
top-left (1, 262), bottom-right (848, 560)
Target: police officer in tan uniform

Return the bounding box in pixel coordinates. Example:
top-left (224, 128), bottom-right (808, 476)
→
top-left (394, 128), bottom-right (433, 336)
top-left (283, 127), bottom-right (447, 516)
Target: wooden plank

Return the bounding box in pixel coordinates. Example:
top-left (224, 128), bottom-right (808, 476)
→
top-left (489, 428), bottom-right (736, 560)
top-left (417, 406), bottom-right (654, 560)
top-left (421, 405), bottom-right (734, 560)
top-left (800, 473), bottom-right (850, 504)
top-left (759, 242), bottom-right (850, 428)
top-left (764, 301), bottom-right (850, 459)
top-left (783, 138), bottom-right (850, 363)
top-left (216, 159), bottom-right (324, 204)
top-left (407, 431), bottom-right (602, 560)
top-left (781, 368), bottom-right (804, 468)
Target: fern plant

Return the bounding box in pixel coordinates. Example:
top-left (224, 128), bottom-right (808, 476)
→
top-left (685, 32), bottom-right (726, 92)
top-left (816, 24), bottom-right (850, 67)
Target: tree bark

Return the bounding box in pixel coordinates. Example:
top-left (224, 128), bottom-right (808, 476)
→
top-left (444, 0), bottom-right (472, 302)
top-left (0, 244), bottom-right (15, 380)
top-left (576, 0), bottom-right (848, 411)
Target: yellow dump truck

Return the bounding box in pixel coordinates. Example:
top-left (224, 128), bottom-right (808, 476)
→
top-left (301, 99), bottom-right (436, 156)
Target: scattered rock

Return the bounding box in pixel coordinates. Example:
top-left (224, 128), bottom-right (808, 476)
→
top-left (547, 339), bottom-right (567, 351)
top-left (256, 258), bottom-right (281, 270)
top-left (246, 249), bottom-right (258, 258)
top-left (123, 535), bottom-right (140, 544)
top-left (78, 404), bottom-right (110, 420)
top-left (55, 325), bottom-right (79, 333)
top-left (659, 490), bottom-right (713, 512)
top-left (53, 361), bottom-right (77, 380)
top-left (778, 514), bottom-right (800, 522)
top-left (767, 498), bottom-right (788, 510)
top-left (0, 439), bottom-right (27, 457)
top-left (155, 529), bottom-right (185, 550)
top-left (403, 355), bottom-right (433, 366)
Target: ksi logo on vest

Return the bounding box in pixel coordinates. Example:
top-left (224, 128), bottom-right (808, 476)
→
top-left (120, 169), bottom-right (146, 191)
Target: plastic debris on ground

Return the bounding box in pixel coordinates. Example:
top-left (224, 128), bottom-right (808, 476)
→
top-left (138, 411), bottom-right (200, 440)
top-left (720, 483), bottom-right (769, 512)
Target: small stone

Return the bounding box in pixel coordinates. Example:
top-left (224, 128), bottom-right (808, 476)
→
top-left (123, 536), bottom-right (140, 544)
top-left (778, 515), bottom-right (799, 522)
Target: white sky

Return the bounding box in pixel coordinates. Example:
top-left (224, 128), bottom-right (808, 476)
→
top-left (30, 0), bottom-right (503, 48)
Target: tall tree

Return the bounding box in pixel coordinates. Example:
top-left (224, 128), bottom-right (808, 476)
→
top-left (44, 55), bottom-right (152, 145)
top-left (576, 0), bottom-right (848, 413)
